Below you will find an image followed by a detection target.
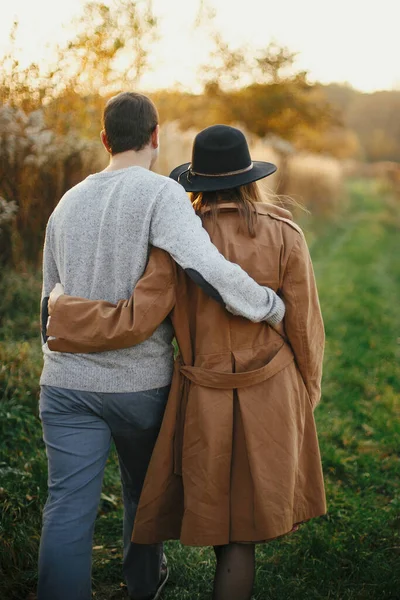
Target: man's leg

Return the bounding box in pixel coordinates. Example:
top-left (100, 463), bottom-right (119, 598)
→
top-left (103, 386), bottom-right (170, 600)
top-left (38, 385), bottom-right (111, 600)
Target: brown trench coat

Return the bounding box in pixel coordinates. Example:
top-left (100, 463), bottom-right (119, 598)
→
top-left (47, 202), bottom-right (326, 546)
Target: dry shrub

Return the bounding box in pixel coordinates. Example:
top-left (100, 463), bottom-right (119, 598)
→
top-left (153, 122), bottom-right (197, 177)
top-left (0, 115), bottom-right (346, 268)
top-left (251, 136), bottom-right (344, 217)
top-left (0, 196), bottom-right (18, 267)
top-left (277, 153), bottom-right (344, 217)
top-left (343, 159), bottom-right (400, 181)
top-left (0, 106), bottom-right (105, 267)
top-left (342, 159), bottom-right (373, 179)
top-left (0, 197), bottom-right (18, 231)
top-left (246, 138), bottom-right (282, 197)
top-left (369, 161), bottom-right (400, 180)
top-left (343, 159), bottom-right (400, 201)
top-left (367, 162), bottom-right (400, 199)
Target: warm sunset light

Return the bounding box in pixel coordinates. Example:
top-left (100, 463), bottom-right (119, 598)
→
top-left (1, 0), bottom-right (399, 93)
top-left (1, 3), bottom-right (400, 600)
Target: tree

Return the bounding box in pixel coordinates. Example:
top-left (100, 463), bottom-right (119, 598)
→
top-left (0, 2), bottom-right (158, 118)
top-left (0, 22), bottom-right (53, 113)
top-left (198, 38), bottom-right (339, 144)
top-left (55, 0), bottom-right (158, 96)
top-left (322, 84), bottom-right (400, 161)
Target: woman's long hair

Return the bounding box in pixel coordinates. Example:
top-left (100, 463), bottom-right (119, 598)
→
top-left (191, 182), bottom-right (262, 238)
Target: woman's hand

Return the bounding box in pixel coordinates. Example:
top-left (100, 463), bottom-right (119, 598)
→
top-left (48, 283), bottom-right (64, 315)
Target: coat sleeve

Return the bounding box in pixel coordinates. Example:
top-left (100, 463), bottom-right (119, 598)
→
top-left (280, 233), bottom-right (325, 409)
top-left (46, 248), bottom-right (176, 353)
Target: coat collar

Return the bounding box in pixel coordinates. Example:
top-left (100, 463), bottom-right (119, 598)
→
top-left (199, 202), bottom-right (293, 220)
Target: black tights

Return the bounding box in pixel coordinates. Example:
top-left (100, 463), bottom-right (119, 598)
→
top-left (212, 543), bottom-right (255, 600)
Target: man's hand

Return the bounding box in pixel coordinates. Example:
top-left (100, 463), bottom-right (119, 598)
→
top-left (48, 283), bottom-right (64, 315)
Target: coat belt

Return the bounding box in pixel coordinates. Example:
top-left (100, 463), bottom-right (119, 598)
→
top-left (180, 343), bottom-right (294, 389)
top-left (173, 344), bottom-right (294, 475)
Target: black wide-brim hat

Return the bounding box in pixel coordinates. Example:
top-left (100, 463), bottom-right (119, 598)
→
top-left (169, 124), bottom-right (277, 192)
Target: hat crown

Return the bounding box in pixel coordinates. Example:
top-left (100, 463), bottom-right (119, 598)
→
top-left (191, 125), bottom-right (252, 176)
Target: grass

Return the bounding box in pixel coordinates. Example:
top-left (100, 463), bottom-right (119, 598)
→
top-left (1, 180), bottom-right (399, 599)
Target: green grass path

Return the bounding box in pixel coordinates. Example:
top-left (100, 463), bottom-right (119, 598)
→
top-left (1, 181), bottom-right (399, 599)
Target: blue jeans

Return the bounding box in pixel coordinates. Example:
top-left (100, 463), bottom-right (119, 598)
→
top-left (38, 384), bottom-right (170, 600)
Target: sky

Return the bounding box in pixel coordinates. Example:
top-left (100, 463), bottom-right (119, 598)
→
top-left (0, 0), bottom-right (399, 93)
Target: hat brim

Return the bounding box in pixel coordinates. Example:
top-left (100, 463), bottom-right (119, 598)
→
top-left (169, 161), bottom-right (277, 192)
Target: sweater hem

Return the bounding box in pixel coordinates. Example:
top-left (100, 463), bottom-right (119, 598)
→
top-left (40, 367), bottom-right (173, 394)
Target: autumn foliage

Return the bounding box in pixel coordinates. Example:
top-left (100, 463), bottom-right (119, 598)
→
top-left (0, 1), bottom-right (398, 268)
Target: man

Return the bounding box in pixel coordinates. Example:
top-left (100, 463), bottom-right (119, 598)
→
top-left (39, 92), bottom-right (284, 600)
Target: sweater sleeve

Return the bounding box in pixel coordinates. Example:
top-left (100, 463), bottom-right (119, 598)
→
top-left (46, 248), bottom-right (176, 353)
top-left (280, 233), bottom-right (325, 409)
top-left (149, 180), bottom-right (285, 325)
top-left (41, 217), bottom-right (60, 345)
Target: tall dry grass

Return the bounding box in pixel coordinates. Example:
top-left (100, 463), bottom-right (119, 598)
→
top-left (154, 121), bottom-right (197, 176)
top-left (279, 153), bottom-right (344, 216)
top-left (0, 117), bottom-right (345, 268)
top-left (0, 106), bottom-right (105, 268)
top-left (344, 159), bottom-right (400, 200)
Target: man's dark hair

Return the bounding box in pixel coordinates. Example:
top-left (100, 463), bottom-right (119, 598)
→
top-left (102, 92), bottom-right (159, 155)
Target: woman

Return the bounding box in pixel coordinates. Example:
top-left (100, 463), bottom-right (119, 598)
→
top-left (47, 125), bottom-right (326, 600)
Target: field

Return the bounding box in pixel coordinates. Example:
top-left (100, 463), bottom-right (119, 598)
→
top-left (0, 180), bottom-right (399, 600)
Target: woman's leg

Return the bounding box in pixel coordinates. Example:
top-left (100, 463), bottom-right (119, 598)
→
top-left (212, 543), bottom-right (255, 600)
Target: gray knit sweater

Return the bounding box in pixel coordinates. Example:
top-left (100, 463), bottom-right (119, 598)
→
top-left (40, 166), bottom-right (284, 393)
